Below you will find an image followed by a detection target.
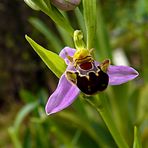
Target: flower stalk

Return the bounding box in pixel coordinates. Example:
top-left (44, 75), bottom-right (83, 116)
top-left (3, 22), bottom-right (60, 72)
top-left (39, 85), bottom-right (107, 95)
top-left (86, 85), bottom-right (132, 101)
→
top-left (86, 94), bottom-right (129, 148)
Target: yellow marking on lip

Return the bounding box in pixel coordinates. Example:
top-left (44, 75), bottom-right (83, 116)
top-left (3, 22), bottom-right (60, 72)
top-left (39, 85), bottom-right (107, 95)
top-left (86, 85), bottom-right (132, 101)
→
top-left (73, 48), bottom-right (94, 67)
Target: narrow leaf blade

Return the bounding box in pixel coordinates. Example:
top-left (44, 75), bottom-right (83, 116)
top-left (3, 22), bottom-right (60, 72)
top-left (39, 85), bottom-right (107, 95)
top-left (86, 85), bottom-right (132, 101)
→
top-left (25, 35), bottom-right (66, 78)
top-left (133, 126), bottom-right (142, 148)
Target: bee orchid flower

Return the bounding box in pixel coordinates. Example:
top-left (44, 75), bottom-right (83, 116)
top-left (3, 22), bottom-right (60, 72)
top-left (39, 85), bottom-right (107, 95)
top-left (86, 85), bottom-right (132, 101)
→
top-left (45, 47), bottom-right (139, 115)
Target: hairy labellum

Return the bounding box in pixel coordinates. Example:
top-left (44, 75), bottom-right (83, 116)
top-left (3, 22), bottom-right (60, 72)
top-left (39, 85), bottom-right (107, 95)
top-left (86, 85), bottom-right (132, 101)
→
top-left (66, 61), bottom-right (109, 95)
top-left (76, 66), bottom-right (109, 95)
top-left (51, 0), bottom-right (81, 11)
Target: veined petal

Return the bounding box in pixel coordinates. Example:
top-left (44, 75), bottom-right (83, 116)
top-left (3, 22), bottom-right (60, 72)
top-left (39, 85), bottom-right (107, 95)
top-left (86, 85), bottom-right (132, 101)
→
top-left (108, 65), bottom-right (139, 85)
top-left (59, 47), bottom-right (76, 65)
top-left (45, 73), bottom-right (80, 115)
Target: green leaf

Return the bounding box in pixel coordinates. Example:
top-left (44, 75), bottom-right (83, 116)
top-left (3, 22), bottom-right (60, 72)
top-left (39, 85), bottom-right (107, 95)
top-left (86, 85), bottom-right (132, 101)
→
top-left (8, 102), bottom-right (38, 148)
top-left (133, 126), bottom-right (142, 148)
top-left (29, 17), bottom-right (63, 52)
top-left (24, 0), bottom-right (40, 10)
top-left (20, 89), bottom-right (35, 103)
top-left (8, 127), bottom-right (22, 148)
top-left (57, 26), bottom-right (74, 47)
top-left (57, 111), bottom-right (102, 147)
top-left (14, 102), bottom-right (38, 134)
top-left (136, 0), bottom-right (148, 19)
top-left (95, 2), bottom-right (112, 61)
top-left (25, 35), bottom-right (66, 78)
top-left (23, 128), bottom-right (32, 148)
top-left (83, 0), bottom-right (96, 49)
top-left (74, 8), bottom-right (86, 40)
top-left (137, 84), bottom-right (148, 122)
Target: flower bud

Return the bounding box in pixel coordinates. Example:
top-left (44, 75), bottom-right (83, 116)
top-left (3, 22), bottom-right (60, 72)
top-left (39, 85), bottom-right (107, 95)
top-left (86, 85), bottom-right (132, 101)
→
top-left (24, 0), bottom-right (40, 11)
top-left (51, 0), bottom-right (81, 11)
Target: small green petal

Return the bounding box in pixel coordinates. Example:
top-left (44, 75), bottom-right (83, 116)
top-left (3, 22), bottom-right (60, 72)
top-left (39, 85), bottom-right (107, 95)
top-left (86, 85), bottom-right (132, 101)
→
top-left (25, 35), bottom-right (66, 78)
top-left (73, 30), bottom-right (86, 50)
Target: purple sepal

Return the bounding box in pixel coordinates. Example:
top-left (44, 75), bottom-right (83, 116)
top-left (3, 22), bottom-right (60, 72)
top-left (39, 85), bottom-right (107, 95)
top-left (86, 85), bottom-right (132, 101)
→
top-left (59, 47), bottom-right (76, 65)
top-left (108, 65), bottom-right (139, 85)
top-left (45, 66), bottom-right (79, 115)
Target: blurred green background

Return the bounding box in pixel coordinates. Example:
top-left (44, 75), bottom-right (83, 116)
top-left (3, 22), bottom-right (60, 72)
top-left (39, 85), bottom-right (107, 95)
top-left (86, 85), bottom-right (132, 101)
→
top-left (0, 0), bottom-right (148, 147)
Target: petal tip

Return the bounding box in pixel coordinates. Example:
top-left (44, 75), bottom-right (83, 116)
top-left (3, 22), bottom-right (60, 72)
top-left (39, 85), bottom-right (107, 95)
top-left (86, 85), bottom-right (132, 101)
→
top-left (134, 69), bottom-right (139, 77)
top-left (45, 104), bottom-right (57, 115)
top-left (129, 67), bottom-right (139, 78)
top-left (45, 104), bottom-right (51, 115)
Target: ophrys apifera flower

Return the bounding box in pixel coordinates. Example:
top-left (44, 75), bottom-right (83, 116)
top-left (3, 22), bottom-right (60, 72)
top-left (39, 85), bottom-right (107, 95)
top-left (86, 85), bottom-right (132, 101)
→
top-left (45, 47), bottom-right (139, 115)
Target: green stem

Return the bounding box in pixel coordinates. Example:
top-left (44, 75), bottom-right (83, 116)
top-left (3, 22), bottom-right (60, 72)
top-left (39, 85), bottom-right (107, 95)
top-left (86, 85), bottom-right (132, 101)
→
top-left (83, 0), bottom-right (96, 49)
top-left (86, 94), bottom-right (129, 148)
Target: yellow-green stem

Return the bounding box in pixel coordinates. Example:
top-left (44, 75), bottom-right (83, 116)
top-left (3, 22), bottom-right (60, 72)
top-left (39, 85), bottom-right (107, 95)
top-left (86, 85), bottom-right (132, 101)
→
top-left (86, 94), bottom-right (129, 148)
